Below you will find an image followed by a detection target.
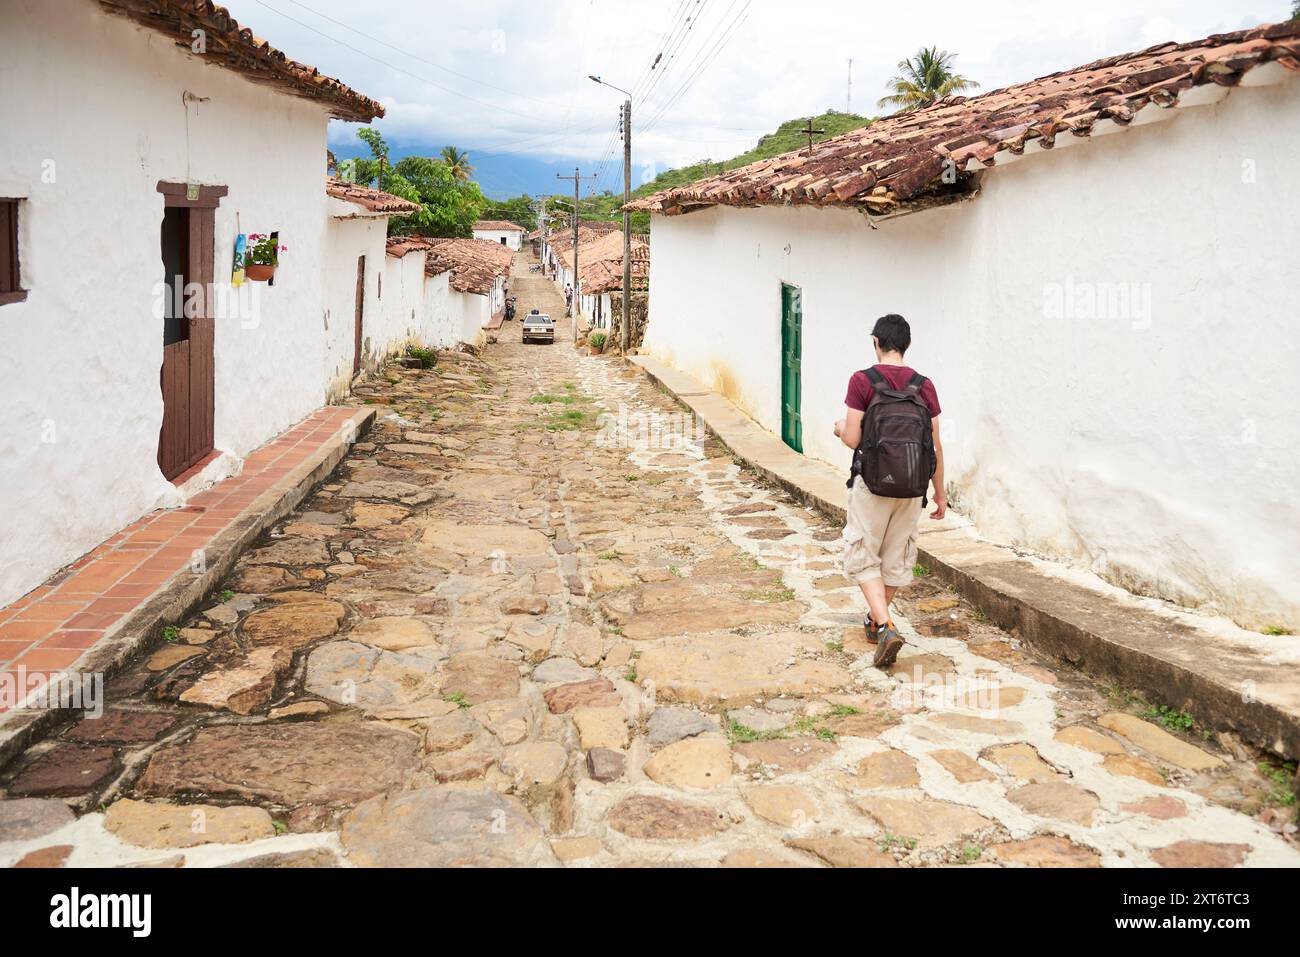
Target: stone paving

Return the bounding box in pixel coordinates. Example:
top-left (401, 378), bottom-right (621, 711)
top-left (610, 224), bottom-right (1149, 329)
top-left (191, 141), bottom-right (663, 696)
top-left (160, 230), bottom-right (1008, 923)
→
top-left (1, 259), bottom-right (1297, 868)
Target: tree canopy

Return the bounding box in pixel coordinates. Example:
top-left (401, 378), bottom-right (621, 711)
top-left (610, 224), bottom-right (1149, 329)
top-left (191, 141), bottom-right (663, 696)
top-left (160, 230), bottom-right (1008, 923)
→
top-left (337, 128), bottom-right (485, 238)
top-left (878, 47), bottom-right (979, 112)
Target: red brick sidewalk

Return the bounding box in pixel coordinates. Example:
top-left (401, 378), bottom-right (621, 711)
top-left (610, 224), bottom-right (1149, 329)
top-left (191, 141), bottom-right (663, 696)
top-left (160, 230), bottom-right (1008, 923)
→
top-left (0, 406), bottom-right (365, 714)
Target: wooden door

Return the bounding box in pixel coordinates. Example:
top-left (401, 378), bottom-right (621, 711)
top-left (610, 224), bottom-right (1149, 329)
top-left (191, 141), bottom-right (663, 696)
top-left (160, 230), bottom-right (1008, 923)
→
top-left (780, 283), bottom-right (803, 454)
top-left (353, 254), bottom-right (366, 374)
top-left (156, 182), bottom-right (224, 480)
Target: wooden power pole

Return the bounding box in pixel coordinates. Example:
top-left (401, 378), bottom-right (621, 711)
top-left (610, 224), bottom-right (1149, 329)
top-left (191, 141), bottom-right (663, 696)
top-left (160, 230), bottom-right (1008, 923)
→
top-left (556, 168), bottom-right (595, 343)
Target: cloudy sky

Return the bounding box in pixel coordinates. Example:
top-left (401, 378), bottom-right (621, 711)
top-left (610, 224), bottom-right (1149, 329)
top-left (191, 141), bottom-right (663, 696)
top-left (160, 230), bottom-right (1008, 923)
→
top-left (224, 0), bottom-right (1292, 197)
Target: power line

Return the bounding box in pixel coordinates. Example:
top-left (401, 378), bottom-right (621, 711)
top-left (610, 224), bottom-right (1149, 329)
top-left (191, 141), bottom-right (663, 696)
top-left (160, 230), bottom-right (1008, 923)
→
top-left (634, 0), bottom-right (710, 111)
top-left (250, 0), bottom-right (597, 124)
top-left (641, 0), bottom-right (753, 135)
top-left (276, 0), bottom-right (604, 115)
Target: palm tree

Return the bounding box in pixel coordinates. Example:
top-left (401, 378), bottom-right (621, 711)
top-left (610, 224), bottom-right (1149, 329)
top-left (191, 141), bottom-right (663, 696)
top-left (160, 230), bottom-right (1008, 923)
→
top-left (440, 146), bottom-right (474, 180)
top-left (878, 47), bottom-right (979, 113)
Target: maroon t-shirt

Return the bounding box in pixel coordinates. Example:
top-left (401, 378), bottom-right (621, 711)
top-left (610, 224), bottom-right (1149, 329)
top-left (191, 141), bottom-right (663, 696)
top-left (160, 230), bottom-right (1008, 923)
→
top-left (844, 365), bottom-right (941, 417)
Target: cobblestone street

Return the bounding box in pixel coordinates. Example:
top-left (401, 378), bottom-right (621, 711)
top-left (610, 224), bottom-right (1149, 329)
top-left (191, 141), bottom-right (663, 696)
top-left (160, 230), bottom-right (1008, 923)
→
top-left (2, 262), bottom-right (1297, 869)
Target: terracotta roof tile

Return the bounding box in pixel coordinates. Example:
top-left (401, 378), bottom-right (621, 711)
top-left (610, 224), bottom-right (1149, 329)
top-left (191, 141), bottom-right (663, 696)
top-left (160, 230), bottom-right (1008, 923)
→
top-left (385, 236), bottom-right (434, 259)
top-left (327, 178), bottom-right (421, 214)
top-left (629, 21), bottom-right (1300, 216)
top-left (99, 0), bottom-right (384, 121)
top-left (473, 220), bottom-right (526, 232)
top-left (420, 237), bottom-right (513, 294)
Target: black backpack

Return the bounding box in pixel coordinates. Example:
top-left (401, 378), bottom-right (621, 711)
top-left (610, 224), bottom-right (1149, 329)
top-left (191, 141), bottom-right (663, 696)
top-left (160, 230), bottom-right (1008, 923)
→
top-left (847, 367), bottom-right (936, 504)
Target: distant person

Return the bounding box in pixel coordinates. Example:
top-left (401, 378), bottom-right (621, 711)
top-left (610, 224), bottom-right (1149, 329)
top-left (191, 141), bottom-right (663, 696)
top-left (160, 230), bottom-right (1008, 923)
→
top-left (834, 314), bottom-right (946, 669)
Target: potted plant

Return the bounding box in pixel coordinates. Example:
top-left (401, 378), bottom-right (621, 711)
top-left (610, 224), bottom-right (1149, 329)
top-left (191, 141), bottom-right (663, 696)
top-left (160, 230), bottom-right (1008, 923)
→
top-left (588, 330), bottom-right (607, 356)
top-left (244, 233), bottom-right (286, 281)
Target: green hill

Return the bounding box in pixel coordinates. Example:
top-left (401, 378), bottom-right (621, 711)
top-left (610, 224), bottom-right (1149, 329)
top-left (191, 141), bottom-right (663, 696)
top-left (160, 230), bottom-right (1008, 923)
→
top-left (566, 110), bottom-right (876, 232)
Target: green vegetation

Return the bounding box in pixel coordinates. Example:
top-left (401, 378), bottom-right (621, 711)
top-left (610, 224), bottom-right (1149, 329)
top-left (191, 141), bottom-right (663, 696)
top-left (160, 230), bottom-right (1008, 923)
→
top-left (529, 392), bottom-right (583, 405)
top-left (162, 625), bottom-right (180, 642)
top-left (479, 195), bottom-right (537, 231)
top-left (520, 111), bottom-right (876, 234)
top-left (961, 844), bottom-right (984, 863)
top-left (406, 346), bottom-right (438, 369)
top-left (335, 128), bottom-right (486, 238)
top-left (1257, 759), bottom-right (1297, 808)
top-left (219, 589), bottom-right (234, 601)
top-left (1143, 704), bottom-right (1195, 734)
top-left (877, 832), bottom-right (917, 852)
top-left (440, 146), bottom-right (474, 181)
top-left (588, 330), bottom-right (608, 353)
top-left (743, 585), bottom-right (796, 604)
top-left (1262, 625), bottom-right (1293, 636)
top-left (443, 691), bottom-right (469, 708)
top-left (597, 550), bottom-right (623, 561)
top-left (879, 47), bottom-right (979, 112)
top-left (913, 562), bottom-right (931, 577)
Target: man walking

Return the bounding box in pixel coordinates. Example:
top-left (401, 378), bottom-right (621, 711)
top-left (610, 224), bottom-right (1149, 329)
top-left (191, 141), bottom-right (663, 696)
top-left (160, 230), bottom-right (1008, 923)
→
top-left (834, 314), bottom-right (946, 668)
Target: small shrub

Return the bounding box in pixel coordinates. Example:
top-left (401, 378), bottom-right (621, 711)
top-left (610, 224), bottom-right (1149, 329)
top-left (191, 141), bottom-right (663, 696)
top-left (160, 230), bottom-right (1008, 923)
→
top-left (588, 331), bottom-right (608, 352)
top-left (407, 346), bottom-right (438, 369)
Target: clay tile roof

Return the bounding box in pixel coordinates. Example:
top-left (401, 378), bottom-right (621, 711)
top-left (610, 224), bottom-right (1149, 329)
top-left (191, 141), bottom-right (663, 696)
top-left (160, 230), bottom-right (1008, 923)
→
top-left (99, 0), bottom-right (385, 122)
top-left (385, 236), bottom-right (433, 258)
top-left (327, 178), bottom-right (421, 214)
top-left (473, 220), bottom-right (526, 232)
top-left (420, 237), bottom-right (514, 294)
top-left (628, 20), bottom-right (1300, 216)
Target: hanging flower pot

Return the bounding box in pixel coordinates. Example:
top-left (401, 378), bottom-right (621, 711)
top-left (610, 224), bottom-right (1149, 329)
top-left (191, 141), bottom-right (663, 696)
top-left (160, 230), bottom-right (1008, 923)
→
top-left (243, 233), bottom-right (286, 283)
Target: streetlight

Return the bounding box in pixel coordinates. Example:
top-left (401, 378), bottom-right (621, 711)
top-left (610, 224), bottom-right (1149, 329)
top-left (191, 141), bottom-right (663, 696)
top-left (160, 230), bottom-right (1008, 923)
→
top-left (589, 75), bottom-right (634, 353)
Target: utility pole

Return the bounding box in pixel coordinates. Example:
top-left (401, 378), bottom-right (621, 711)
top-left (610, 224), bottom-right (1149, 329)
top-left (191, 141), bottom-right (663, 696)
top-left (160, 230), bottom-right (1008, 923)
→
top-left (589, 75), bottom-right (636, 353)
top-left (846, 58), bottom-right (853, 114)
top-left (621, 97), bottom-right (632, 353)
top-left (555, 168), bottom-right (595, 343)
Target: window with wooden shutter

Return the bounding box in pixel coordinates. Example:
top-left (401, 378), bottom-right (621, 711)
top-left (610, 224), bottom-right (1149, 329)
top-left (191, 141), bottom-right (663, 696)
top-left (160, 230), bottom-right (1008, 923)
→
top-left (0, 199), bottom-right (25, 305)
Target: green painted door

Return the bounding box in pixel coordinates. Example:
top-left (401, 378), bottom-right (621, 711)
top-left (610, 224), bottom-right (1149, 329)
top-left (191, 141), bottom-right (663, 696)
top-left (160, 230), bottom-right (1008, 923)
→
top-left (780, 283), bottom-right (803, 453)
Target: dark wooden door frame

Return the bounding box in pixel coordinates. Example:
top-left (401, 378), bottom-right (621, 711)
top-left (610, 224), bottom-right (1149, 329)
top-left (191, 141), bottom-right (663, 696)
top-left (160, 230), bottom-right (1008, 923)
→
top-left (156, 181), bottom-right (224, 480)
top-left (353, 254), bottom-right (366, 375)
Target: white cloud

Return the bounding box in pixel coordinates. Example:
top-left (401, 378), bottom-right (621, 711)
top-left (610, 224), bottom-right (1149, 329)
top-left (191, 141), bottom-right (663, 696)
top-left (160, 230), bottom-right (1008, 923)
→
top-left (228, 0), bottom-right (1291, 182)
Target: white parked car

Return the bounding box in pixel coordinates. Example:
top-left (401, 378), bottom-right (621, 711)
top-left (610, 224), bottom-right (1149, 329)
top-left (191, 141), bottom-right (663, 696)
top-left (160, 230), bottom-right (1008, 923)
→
top-left (522, 311), bottom-right (555, 344)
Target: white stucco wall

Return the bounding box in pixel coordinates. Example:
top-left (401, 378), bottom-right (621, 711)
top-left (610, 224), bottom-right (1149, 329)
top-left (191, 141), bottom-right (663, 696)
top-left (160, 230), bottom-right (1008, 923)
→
top-left (472, 228), bottom-right (523, 250)
top-left (0, 0), bottom-right (338, 607)
top-left (643, 75), bottom-right (1300, 629)
top-left (381, 250), bottom-right (431, 353)
top-left (324, 211), bottom-right (388, 391)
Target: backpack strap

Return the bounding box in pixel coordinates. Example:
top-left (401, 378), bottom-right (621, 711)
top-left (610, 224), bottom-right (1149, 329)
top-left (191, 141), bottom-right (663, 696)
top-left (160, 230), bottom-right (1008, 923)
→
top-left (904, 372), bottom-right (927, 395)
top-left (863, 367), bottom-right (887, 389)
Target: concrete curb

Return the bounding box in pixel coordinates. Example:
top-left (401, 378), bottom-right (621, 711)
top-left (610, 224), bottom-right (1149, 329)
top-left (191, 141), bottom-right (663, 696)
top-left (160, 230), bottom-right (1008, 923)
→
top-left (0, 407), bottom-right (376, 767)
top-left (627, 354), bottom-right (1300, 761)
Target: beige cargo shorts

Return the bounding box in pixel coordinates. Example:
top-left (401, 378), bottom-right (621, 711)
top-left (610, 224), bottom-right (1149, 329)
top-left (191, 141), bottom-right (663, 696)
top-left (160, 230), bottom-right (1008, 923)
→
top-left (841, 477), bottom-right (924, 587)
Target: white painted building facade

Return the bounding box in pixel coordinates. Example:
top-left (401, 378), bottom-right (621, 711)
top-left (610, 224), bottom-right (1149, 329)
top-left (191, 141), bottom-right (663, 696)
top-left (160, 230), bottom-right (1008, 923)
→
top-left (472, 221), bottom-right (525, 250)
top-left (0, 0), bottom-right (475, 610)
top-left (638, 38), bottom-right (1300, 629)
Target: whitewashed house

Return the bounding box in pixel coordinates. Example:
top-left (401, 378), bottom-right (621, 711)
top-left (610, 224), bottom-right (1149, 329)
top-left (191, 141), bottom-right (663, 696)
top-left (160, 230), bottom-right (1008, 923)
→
top-left (324, 178), bottom-right (422, 395)
top-left (0, 0), bottom-right (385, 608)
top-left (423, 238), bottom-right (513, 345)
top-left (629, 22), bottom-right (1300, 629)
top-left (472, 219), bottom-right (526, 250)
top-left (572, 231), bottom-right (650, 330)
